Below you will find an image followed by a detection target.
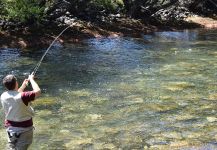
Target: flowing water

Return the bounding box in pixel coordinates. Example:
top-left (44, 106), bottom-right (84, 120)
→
top-left (0, 29), bottom-right (217, 149)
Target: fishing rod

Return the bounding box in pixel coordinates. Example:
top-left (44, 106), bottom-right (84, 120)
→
top-left (31, 24), bottom-right (74, 76)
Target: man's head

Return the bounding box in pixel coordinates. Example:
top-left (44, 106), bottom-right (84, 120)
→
top-left (3, 75), bottom-right (18, 90)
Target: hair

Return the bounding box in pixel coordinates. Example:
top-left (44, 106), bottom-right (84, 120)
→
top-left (2, 75), bottom-right (17, 90)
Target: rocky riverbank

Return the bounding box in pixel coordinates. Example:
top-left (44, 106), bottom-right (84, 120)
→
top-left (0, 15), bottom-right (216, 49)
top-left (0, 0), bottom-right (216, 49)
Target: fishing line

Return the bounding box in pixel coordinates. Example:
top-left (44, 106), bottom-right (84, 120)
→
top-left (32, 24), bottom-right (73, 76)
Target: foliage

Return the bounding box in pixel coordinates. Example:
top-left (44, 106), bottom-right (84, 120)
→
top-left (92, 0), bottom-right (124, 13)
top-left (0, 0), bottom-right (216, 27)
top-left (0, 0), bottom-right (45, 24)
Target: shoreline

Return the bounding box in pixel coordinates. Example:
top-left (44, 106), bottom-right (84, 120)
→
top-left (0, 16), bottom-right (216, 49)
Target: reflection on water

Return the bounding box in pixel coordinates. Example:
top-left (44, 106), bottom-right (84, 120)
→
top-left (0, 29), bottom-right (217, 149)
top-left (144, 30), bottom-right (198, 42)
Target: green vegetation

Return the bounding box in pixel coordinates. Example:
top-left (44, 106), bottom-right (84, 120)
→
top-left (92, 0), bottom-right (124, 12)
top-left (0, 0), bottom-right (124, 25)
top-left (0, 0), bottom-right (216, 27)
top-left (0, 0), bottom-right (45, 24)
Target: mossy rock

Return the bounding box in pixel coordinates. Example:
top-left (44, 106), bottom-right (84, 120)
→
top-left (162, 81), bottom-right (195, 91)
top-left (108, 82), bottom-right (138, 92)
top-left (161, 62), bottom-right (199, 70)
top-left (125, 95), bottom-right (144, 104)
top-left (160, 131), bottom-right (182, 139)
top-left (182, 92), bottom-right (202, 100)
top-left (64, 138), bottom-right (92, 148)
top-left (209, 51), bottom-right (217, 57)
top-left (174, 114), bottom-right (196, 121)
top-left (36, 109), bottom-right (53, 117)
top-left (85, 114), bottom-right (102, 122)
top-left (207, 117), bottom-right (217, 122)
top-left (32, 96), bottom-right (61, 111)
top-left (147, 103), bottom-right (178, 113)
top-left (177, 62), bottom-right (200, 69)
top-left (89, 95), bottom-right (109, 104)
top-left (159, 95), bottom-right (172, 100)
top-left (67, 89), bottom-right (92, 98)
top-left (117, 83), bottom-right (136, 92)
top-left (145, 136), bottom-right (168, 147)
top-left (170, 47), bottom-right (178, 51)
top-left (101, 143), bottom-right (116, 149)
top-left (33, 97), bottom-right (57, 107)
top-left (148, 135), bottom-right (190, 149)
top-left (208, 93), bottom-right (217, 100)
top-left (182, 131), bottom-right (202, 139)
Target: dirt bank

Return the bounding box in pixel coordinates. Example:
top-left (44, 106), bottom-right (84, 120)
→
top-left (185, 15), bottom-right (217, 28)
top-left (0, 16), bottom-right (216, 49)
top-left (0, 18), bottom-right (157, 49)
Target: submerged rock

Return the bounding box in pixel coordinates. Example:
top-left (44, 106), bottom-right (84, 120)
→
top-left (36, 109), bottom-right (53, 117)
top-left (125, 95), bottom-right (144, 104)
top-left (210, 51), bottom-right (217, 57)
top-left (146, 102), bottom-right (179, 113)
top-left (101, 143), bottom-right (116, 149)
top-left (182, 131), bottom-right (202, 139)
top-left (67, 89), bottom-right (92, 98)
top-left (170, 140), bottom-right (189, 148)
top-left (159, 96), bottom-right (172, 100)
top-left (33, 96), bottom-right (57, 107)
top-left (207, 117), bottom-right (217, 123)
top-left (64, 138), bottom-right (92, 148)
top-left (160, 131), bottom-right (183, 140)
top-left (208, 93), bottom-right (217, 100)
top-left (168, 114), bottom-right (196, 122)
top-left (146, 136), bottom-right (169, 146)
top-left (60, 129), bottom-right (71, 135)
top-left (162, 62), bottom-right (200, 70)
top-left (148, 140), bottom-right (190, 149)
top-left (85, 114), bottom-right (102, 122)
top-left (162, 81), bottom-right (195, 91)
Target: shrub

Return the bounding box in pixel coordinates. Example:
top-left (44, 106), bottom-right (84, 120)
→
top-left (92, 0), bottom-right (124, 13)
top-left (1, 0), bottom-right (45, 24)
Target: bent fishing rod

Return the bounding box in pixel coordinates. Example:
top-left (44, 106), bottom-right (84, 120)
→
top-left (31, 24), bottom-right (74, 76)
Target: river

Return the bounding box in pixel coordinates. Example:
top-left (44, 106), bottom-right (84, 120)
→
top-left (0, 29), bottom-right (217, 149)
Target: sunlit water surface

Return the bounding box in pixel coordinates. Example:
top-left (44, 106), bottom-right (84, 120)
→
top-left (0, 29), bottom-right (217, 149)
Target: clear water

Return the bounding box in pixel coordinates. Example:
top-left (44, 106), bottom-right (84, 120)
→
top-left (0, 29), bottom-right (217, 149)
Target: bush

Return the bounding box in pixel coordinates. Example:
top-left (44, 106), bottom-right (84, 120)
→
top-left (92, 0), bottom-right (124, 13)
top-left (0, 0), bottom-right (45, 24)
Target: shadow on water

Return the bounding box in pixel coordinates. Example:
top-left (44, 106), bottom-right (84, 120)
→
top-left (0, 29), bottom-right (217, 149)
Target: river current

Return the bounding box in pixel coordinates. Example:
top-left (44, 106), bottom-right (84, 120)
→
top-left (0, 29), bottom-right (217, 149)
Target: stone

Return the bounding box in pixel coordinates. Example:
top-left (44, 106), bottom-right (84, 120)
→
top-left (207, 117), bottom-right (217, 122)
top-left (65, 138), bottom-right (92, 148)
top-left (85, 114), bottom-right (102, 121)
top-left (208, 93), bottom-right (217, 100)
top-left (67, 89), bottom-right (91, 97)
top-left (36, 97), bottom-right (55, 105)
top-left (162, 82), bottom-right (195, 91)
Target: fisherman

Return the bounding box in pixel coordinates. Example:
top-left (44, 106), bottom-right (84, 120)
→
top-left (1, 73), bottom-right (41, 149)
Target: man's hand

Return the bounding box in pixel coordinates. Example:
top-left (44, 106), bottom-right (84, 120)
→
top-left (18, 79), bottom-right (29, 92)
top-left (23, 79), bottom-right (29, 86)
top-left (28, 72), bottom-right (41, 97)
top-left (28, 72), bottom-right (35, 81)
